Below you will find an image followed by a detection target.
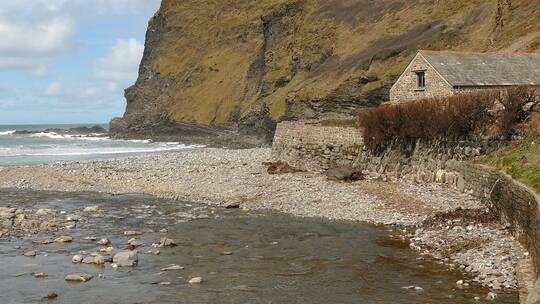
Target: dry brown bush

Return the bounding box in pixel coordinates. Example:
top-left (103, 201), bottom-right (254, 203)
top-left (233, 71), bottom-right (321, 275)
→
top-left (358, 87), bottom-right (537, 146)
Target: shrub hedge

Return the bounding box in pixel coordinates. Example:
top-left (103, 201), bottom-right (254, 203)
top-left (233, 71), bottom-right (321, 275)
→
top-left (358, 87), bottom-right (537, 146)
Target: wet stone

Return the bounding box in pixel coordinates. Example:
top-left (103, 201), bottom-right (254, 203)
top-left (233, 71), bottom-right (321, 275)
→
top-left (65, 274), bottom-right (93, 283)
top-left (96, 238), bottom-right (110, 246)
top-left (24, 250), bottom-right (37, 257)
top-left (188, 277), bottom-right (203, 284)
top-left (72, 255), bottom-right (83, 263)
top-left (54, 236), bottom-right (73, 243)
top-left (113, 251), bottom-right (138, 267)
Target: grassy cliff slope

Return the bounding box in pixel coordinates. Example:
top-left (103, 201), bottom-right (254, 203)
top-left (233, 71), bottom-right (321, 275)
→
top-left (111, 0), bottom-right (540, 144)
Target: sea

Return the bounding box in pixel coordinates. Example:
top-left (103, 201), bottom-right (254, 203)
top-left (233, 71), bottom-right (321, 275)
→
top-left (0, 124), bottom-right (200, 166)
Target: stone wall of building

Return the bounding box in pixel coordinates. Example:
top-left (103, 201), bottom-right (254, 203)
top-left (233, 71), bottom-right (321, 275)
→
top-left (389, 53), bottom-right (455, 102)
top-left (271, 121), bottom-right (364, 171)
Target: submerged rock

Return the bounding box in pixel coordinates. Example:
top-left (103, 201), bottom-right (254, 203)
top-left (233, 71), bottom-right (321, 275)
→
top-left (113, 251), bottom-right (138, 267)
top-left (124, 231), bottom-right (142, 236)
top-left (153, 237), bottom-right (176, 248)
top-left (54, 236), bottom-right (73, 243)
top-left (65, 274), bottom-right (93, 282)
top-left (83, 206), bottom-right (99, 213)
top-left (188, 277), bottom-right (203, 284)
top-left (161, 265), bottom-right (184, 271)
top-left (24, 250), bottom-right (37, 257)
top-left (46, 292), bottom-right (58, 300)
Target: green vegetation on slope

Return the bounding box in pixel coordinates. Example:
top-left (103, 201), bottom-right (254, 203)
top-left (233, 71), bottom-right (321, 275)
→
top-left (481, 139), bottom-right (540, 193)
top-left (480, 112), bottom-right (540, 193)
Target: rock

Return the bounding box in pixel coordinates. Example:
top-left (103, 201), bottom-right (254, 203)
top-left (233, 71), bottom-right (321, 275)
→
top-left (24, 250), bottom-right (37, 257)
top-left (154, 237), bottom-right (176, 248)
top-left (456, 280), bottom-right (464, 285)
top-left (46, 292), bottom-right (58, 300)
top-left (72, 255), bottom-right (83, 263)
top-left (36, 208), bottom-right (55, 216)
top-left (113, 251), bottom-right (138, 267)
top-left (221, 251), bottom-right (233, 255)
top-left (188, 277), bottom-right (203, 284)
top-left (83, 206), bottom-right (99, 213)
top-left (124, 231), bottom-right (142, 236)
top-left (325, 166), bottom-right (364, 182)
top-left (265, 161), bottom-right (300, 175)
top-left (224, 202), bottom-right (240, 209)
top-left (146, 249), bottom-right (160, 255)
top-left (66, 214), bottom-right (81, 221)
top-left (54, 236), bottom-right (73, 243)
top-left (99, 246), bottom-right (114, 253)
top-left (65, 274), bottom-right (93, 283)
top-left (127, 238), bottom-right (143, 248)
top-left (83, 236), bottom-right (97, 241)
top-left (161, 265), bottom-right (184, 271)
top-left (82, 255), bottom-right (104, 265)
top-left (34, 272), bottom-right (47, 278)
top-left (486, 292), bottom-right (497, 301)
top-left (97, 238), bottom-right (110, 246)
top-left (159, 282), bottom-right (171, 286)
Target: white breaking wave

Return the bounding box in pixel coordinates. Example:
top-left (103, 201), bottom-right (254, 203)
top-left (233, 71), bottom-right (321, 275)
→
top-left (0, 130), bottom-right (15, 136)
top-left (0, 144), bottom-right (203, 157)
top-left (26, 131), bottom-right (157, 144)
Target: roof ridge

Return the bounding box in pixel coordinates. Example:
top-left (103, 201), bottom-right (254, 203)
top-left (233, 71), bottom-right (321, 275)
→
top-left (419, 49), bottom-right (540, 56)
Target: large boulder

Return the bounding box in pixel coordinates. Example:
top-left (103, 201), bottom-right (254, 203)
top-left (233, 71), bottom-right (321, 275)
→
top-left (113, 251), bottom-right (138, 267)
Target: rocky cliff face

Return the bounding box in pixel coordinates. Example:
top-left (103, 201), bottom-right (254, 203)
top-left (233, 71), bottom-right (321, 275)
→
top-left (110, 0), bottom-right (540, 146)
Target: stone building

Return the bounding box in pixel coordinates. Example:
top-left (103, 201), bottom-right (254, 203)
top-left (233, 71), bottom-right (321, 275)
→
top-left (390, 50), bottom-right (540, 102)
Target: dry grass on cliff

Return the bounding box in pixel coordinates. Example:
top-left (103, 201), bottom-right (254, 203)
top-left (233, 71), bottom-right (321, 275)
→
top-left (357, 87), bottom-right (537, 146)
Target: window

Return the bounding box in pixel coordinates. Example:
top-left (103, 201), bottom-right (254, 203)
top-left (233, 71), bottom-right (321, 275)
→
top-left (415, 71), bottom-right (426, 90)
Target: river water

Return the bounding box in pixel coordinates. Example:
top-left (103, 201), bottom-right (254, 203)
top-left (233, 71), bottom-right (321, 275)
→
top-left (0, 189), bottom-right (517, 304)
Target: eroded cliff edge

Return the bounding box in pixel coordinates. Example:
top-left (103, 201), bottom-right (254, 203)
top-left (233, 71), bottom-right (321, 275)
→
top-left (110, 0), bottom-right (540, 146)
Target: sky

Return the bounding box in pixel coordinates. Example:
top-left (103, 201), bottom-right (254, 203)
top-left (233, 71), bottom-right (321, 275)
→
top-left (0, 0), bottom-right (162, 125)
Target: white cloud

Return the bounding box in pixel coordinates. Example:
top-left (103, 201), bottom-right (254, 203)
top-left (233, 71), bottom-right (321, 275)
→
top-left (93, 38), bottom-right (144, 85)
top-left (43, 81), bottom-right (63, 97)
top-left (0, 17), bottom-right (74, 70)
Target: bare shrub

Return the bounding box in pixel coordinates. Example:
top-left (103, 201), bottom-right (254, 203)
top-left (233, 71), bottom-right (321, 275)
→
top-left (358, 87), bottom-right (536, 146)
top-left (497, 86), bottom-right (537, 136)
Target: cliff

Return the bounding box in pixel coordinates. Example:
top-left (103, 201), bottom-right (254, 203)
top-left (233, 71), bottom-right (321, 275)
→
top-left (110, 0), bottom-right (540, 146)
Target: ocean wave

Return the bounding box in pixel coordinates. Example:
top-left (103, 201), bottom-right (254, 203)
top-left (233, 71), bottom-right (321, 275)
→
top-left (27, 131), bottom-right (155, 144)
top-left (0, 130), bottom-right (16, 136)
top-left (0, 144), bottom-right (202, 157)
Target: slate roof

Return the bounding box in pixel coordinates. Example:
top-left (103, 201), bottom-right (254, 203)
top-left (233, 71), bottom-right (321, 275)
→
top-left (419, 50), bottom-right (540, 87)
